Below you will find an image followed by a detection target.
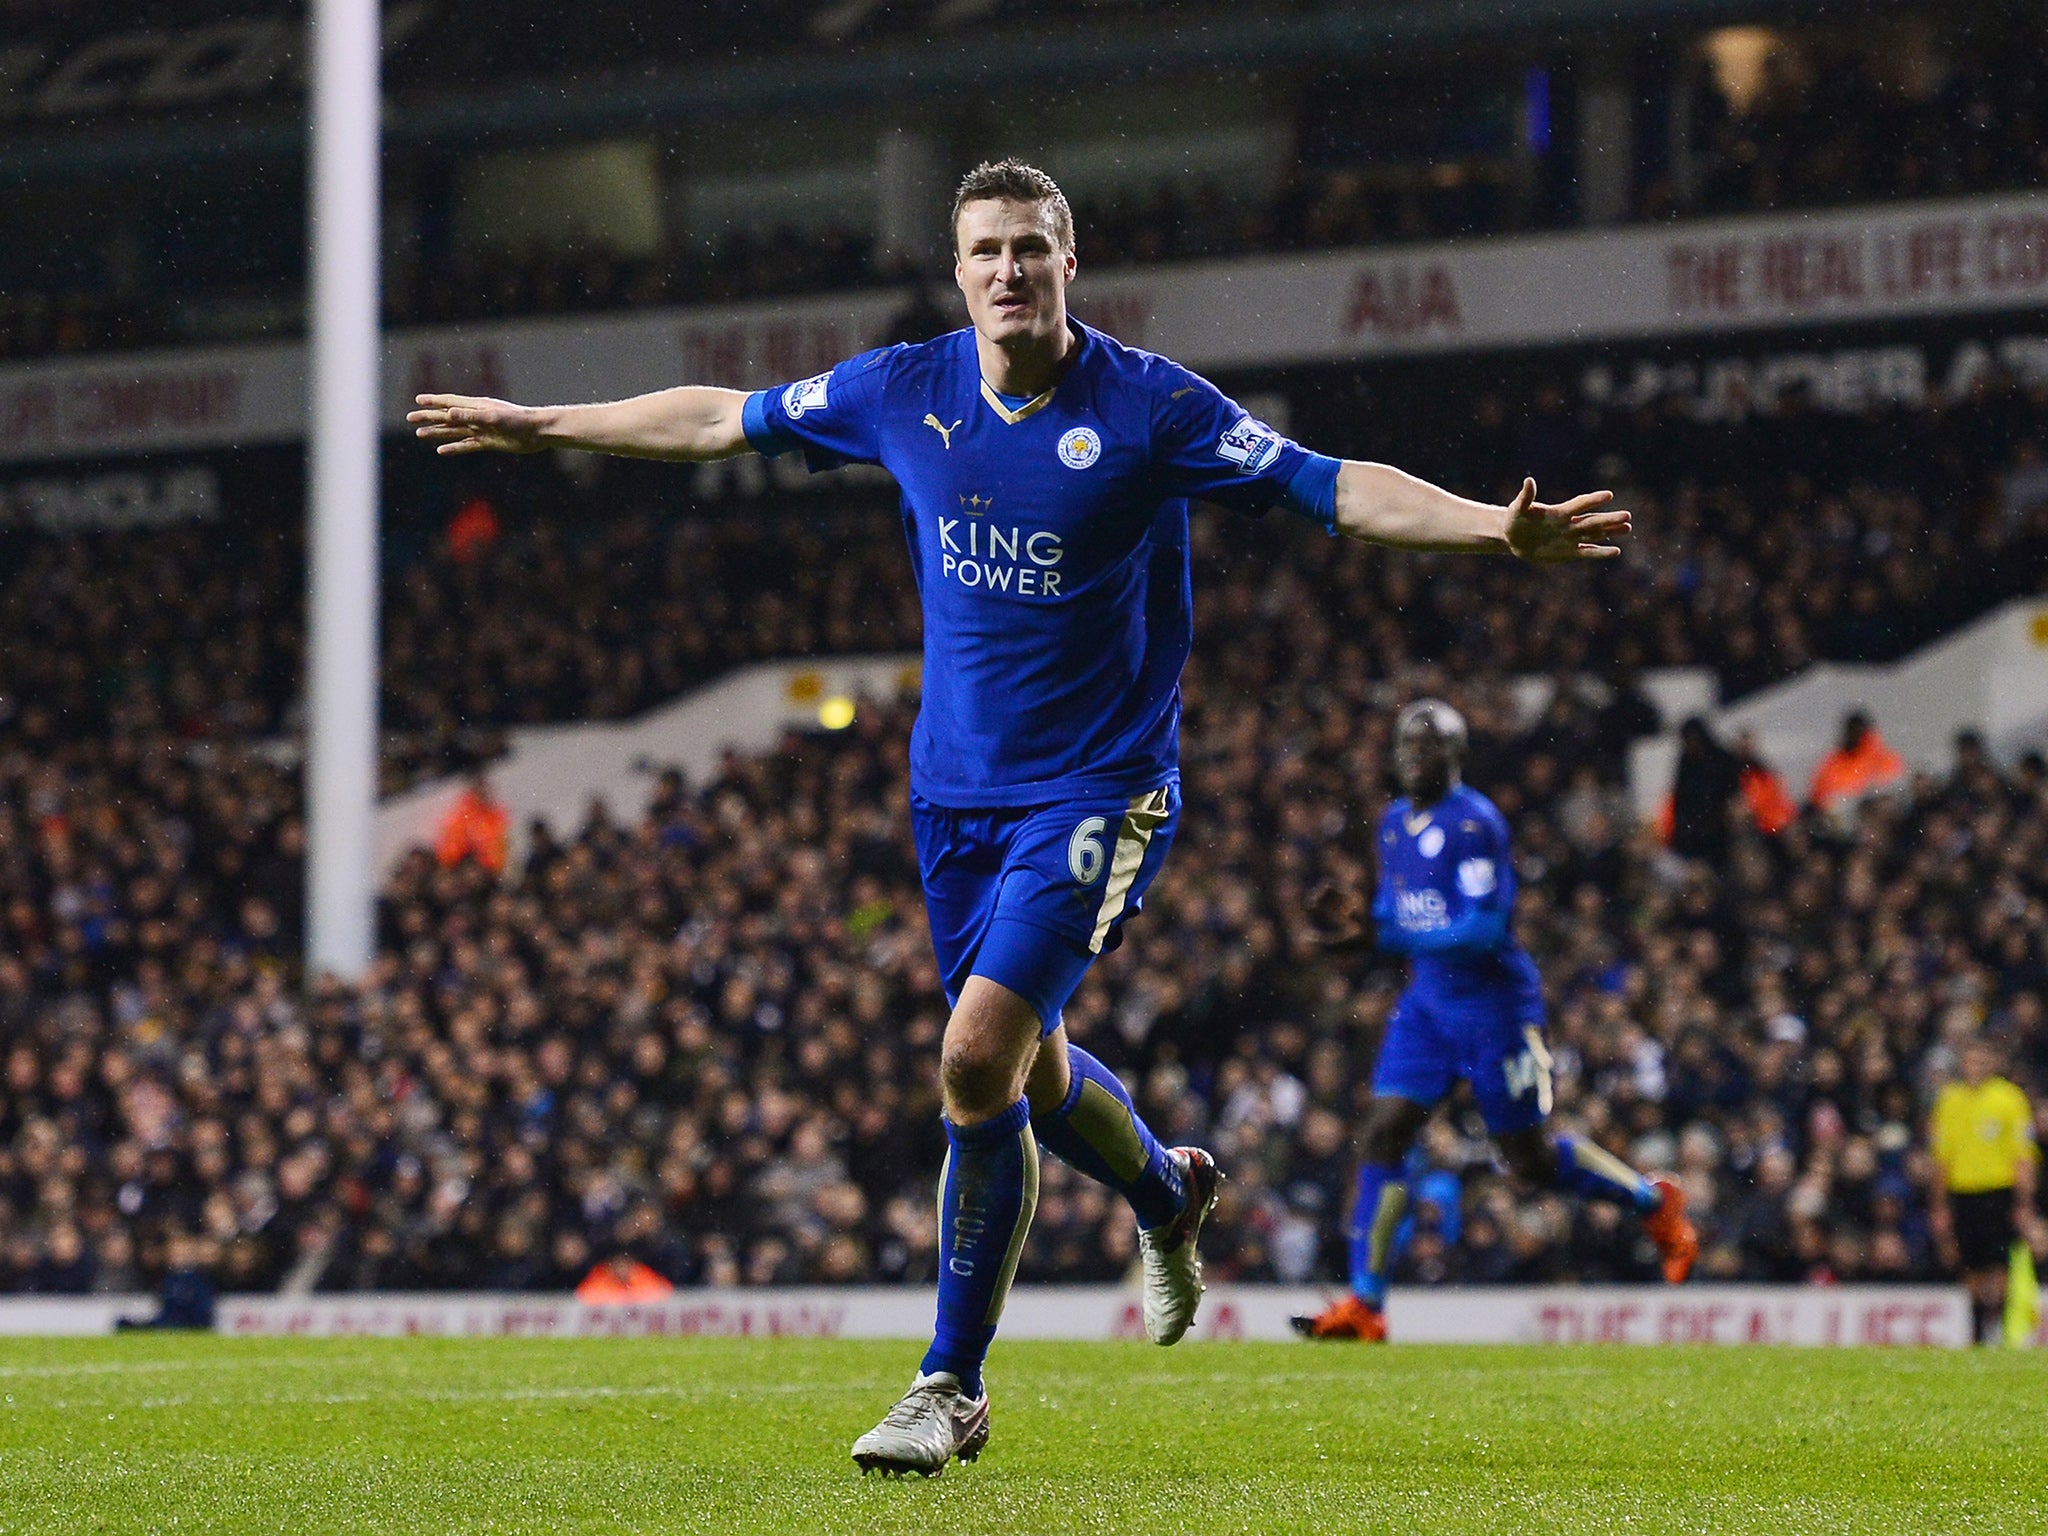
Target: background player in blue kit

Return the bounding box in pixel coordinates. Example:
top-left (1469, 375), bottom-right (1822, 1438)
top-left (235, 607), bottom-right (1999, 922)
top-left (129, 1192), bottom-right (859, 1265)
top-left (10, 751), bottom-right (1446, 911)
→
top-left (1293, 700), bottom-right (1698, 1342)
top-left (411, 160), bottom-right (1632, 1473)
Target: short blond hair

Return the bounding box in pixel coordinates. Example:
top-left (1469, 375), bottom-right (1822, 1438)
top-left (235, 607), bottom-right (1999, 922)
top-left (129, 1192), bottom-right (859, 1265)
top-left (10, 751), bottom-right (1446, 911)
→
top-left (950, 160), bottom-right (1074, 252)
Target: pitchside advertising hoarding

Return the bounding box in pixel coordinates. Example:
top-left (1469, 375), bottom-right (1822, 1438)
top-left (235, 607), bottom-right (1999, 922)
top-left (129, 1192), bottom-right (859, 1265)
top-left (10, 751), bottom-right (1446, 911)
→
top-left (0, 1286), bottom-right (1995, 1346)
top-left (3, 193), bottom-right (2046, 465)
top-left (207, 1287), bottom-right (1977, 1346)
top-left (211, 1286), bottom-right (1981, 1347)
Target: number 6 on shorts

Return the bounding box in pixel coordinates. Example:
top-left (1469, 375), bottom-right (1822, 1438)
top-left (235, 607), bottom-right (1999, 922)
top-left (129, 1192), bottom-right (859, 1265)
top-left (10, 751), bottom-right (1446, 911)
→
top-left (1068, 816), bottom-right (1108, 885)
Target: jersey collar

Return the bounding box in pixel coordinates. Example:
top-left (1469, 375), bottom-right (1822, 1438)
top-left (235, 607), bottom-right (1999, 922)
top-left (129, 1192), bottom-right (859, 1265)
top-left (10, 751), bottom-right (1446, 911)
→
top-left (978, 376), bottom-right (1058, 425)
top-left (974, 319), bottom-right (1091, 425)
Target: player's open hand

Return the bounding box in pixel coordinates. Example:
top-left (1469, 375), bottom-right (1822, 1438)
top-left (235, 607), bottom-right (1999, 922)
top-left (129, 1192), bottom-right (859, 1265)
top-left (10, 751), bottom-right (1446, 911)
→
top-left (1503, 478), bottom-right (1631, 563)
top-left (1304, 880), bottom-right (1371, 950)
top-left (408, 394), bottom-right (547, 455)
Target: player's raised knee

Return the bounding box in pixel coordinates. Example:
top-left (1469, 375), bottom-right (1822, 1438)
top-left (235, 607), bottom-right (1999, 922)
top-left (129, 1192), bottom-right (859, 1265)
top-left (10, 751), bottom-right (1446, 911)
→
top-left (940, 1019), bottom-right (1038, 1122)
top-left (1360, 1097), bottom-right (1427, 1164)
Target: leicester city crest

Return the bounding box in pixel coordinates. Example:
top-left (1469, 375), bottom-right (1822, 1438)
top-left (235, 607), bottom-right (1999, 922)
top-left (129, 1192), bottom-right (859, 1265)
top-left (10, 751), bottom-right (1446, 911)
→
top-left (1057, 426), bottom-right (1102, 469)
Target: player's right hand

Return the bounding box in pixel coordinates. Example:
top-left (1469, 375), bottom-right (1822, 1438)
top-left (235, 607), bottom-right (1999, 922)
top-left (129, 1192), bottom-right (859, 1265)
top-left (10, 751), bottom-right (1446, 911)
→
top-left (1304, 880), bottom-right (1371, 950)
top-left (408, 394), bottom-right (547, 455)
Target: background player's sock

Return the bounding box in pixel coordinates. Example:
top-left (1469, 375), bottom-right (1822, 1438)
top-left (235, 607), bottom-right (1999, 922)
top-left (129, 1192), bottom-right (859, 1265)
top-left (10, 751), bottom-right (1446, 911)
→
top-left (1346, 1162), bottom-right (1407, 1308)
top-left (920, 1100), bottom-right (1039, 1397)
top-left (1553, 1134), bottom-right (1659, 1213)
top-left (1031, 1044), bottom-right (1185, 1230)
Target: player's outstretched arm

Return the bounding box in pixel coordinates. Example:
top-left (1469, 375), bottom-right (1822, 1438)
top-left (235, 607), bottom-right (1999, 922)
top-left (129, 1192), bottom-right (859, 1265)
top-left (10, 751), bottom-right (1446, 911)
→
top-left (407, 386), bottom-right (753, 461)
top-left (1334, 463), bottom-right (1630, 563)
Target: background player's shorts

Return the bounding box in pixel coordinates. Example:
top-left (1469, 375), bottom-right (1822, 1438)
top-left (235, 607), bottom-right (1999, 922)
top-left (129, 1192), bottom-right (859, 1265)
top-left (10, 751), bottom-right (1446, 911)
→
top-left (913, 783), bottom-right (1179, 1034)
top-left (1373, 986), bottom-right (1552, 1135)
top-left (1949, 1188), bottom-right (2017, 1271)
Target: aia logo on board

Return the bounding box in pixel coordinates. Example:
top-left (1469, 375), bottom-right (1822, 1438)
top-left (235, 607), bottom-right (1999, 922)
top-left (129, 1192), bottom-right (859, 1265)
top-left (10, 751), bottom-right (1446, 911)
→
top-left (1344, 263), bottom-right (1463, 338)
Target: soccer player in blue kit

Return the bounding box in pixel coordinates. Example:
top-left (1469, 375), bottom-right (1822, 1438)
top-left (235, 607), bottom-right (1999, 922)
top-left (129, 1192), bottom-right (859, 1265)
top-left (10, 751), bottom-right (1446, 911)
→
top-left (411, 161), bottom-right (1633, 1473)
top-left (1292, 699), bottom-right (1698, 1343)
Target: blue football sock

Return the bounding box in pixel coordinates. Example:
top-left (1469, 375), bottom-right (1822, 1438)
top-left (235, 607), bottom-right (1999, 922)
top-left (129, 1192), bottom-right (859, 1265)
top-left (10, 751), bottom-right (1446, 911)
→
top-left (1031, 1044), bottom-right (1185, 1230)
top-left (1553, 1134), bottom-right (1659, 1213)
top-left (920, 1100), bottom-right (1039, 1398)
top-left (1346, 1162), bottom-right (1407, 1308)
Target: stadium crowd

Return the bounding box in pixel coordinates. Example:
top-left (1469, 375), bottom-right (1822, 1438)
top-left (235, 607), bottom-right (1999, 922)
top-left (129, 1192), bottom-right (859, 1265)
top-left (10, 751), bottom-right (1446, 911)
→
top-left (2, 509), bottom-right (2045, 1297)
top-left (7, 360), bottom-right (2045, 791)
top-left (2, 305), bottom-right (2045, 1298)
top-left (0, 504), bottom-right (921, 793)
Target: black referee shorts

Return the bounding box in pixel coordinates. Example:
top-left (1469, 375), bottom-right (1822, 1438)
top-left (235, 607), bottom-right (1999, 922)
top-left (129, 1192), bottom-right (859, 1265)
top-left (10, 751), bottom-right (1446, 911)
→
top-left (1950, 1189), bottom-right (2016, 1272)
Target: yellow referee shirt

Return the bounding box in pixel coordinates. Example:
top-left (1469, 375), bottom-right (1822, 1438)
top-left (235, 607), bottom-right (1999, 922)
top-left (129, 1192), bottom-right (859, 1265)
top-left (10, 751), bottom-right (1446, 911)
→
top-left (1931, 1077), bottom-right (2039, 1194)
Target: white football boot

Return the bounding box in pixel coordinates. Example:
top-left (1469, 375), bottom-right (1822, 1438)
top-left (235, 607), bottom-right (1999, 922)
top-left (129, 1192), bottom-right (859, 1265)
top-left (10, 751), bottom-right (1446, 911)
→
top-left (1137, 1146), bottom-right (1223, 1345)
top-left (850, 1371), bottom-right (991, 1477)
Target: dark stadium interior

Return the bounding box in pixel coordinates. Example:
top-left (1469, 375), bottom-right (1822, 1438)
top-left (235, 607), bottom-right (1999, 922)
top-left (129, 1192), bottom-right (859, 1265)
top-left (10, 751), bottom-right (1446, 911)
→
top-left (4, 355), bottom-right (2047, 1295)
top-left (7, 357), bottom-right (2046, 776)
top-left (4, 670), bottom-right (2045, 1295)
top-left (0, 0), bottom-right (2045, 1336)
top-left (10, 0), bottom-right (2048, 1521)
top-left (0, 4), bottom-right (2042, 357)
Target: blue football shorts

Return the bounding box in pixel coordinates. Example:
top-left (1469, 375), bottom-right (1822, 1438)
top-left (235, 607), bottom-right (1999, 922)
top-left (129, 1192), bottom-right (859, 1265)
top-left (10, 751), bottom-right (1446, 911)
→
top-left (1372, 985), bottom-right (1553, 1135)
top-left (912, 782), bottom-right (1180, 1035)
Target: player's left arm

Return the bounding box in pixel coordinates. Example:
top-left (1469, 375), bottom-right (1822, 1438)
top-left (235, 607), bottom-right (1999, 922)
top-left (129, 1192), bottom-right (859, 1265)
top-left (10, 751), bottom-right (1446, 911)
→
top-left (1147, 361), bottom-right (1629, 561)
top-left (1335, 463), bottom-right (1629, 564)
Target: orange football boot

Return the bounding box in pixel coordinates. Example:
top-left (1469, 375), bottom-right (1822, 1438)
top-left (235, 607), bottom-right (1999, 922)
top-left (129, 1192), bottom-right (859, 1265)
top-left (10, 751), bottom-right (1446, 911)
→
top-left (1642, 1177), bottom-right (1699, 1284)
top-left (1290, 1294), bottom-right (1388, 1341)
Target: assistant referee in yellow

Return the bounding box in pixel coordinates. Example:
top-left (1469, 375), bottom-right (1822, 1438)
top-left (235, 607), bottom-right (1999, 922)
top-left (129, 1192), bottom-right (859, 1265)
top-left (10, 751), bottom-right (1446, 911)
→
top-left (1929, 1036), bottom-right (2042, 1344)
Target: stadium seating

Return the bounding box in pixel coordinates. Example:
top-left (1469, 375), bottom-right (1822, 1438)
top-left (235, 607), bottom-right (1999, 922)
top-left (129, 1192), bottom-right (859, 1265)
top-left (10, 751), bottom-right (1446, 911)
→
top-left (7, 367), bottom-right (2043, 785)
top-left (1, 335), bottom-right (2043, 1296)
top-left (2, 364), bottom-right (2045, 1295)
top-left (3, 682), bottom-right (2042, 1296)
top-left (3, 12), bottom-right (2045, 360)
top-left (0, 502), bottom-right (920, 793)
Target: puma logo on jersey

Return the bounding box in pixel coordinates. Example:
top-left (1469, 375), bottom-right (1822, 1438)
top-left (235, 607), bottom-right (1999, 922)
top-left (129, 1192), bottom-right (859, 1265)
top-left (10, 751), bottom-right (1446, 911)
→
top-left (924, 414), bottom-right (963, 449)
top-left (1171, 387), bottom-right (1197, 399)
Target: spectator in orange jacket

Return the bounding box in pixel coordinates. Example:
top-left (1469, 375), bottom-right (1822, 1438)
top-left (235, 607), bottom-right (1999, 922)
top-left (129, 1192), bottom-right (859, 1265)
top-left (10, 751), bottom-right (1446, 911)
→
top-left (435, 774), bottom-right (509, 872)
top-left (1807, 711), bottom-right (1906, 814)
top-left (575, 1251), bottom-right (675, 1304)
top-left (446, 495), bottom-right (501, 564)
top-left (1735, 730), bottom-right (1797, 836)
top-left (1659, 723), bottom-right (1803, 846)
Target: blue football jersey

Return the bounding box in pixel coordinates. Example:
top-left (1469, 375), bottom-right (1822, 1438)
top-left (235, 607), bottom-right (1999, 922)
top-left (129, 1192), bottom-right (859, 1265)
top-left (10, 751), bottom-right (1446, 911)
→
top-left (1372, 783), bottom-right (1543, 1004)
top-left (743, 321), bottom-right (1338, 808)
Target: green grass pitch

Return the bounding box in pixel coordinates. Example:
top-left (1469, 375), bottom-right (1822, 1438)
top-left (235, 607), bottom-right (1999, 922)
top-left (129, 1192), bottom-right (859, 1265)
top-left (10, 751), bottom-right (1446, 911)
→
top-left (1, 1336), bottom-right (2043, 1534)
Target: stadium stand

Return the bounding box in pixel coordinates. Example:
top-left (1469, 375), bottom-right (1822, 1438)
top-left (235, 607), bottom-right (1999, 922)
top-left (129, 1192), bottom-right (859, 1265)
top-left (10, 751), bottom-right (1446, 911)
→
top-left (3, 679), bottom-right (2043, 1297)
top-left (4, 0), bottom-right (2047, 1284)
top-left (6, 363), bottom-right (2044, 781)
top-left (2, 361), bottom-right (2045, 1295)
top-left (0, 8), bottom-right (2042, 357)
top-left (0, 501), bottom-right (920, 791)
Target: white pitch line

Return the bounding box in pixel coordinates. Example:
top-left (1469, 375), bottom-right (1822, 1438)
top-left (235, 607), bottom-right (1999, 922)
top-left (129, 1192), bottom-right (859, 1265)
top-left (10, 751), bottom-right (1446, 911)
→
top-left (10, 1378), bottom-right (872, 1412)
top-left (0, 1354), bottom-right (385, 1381)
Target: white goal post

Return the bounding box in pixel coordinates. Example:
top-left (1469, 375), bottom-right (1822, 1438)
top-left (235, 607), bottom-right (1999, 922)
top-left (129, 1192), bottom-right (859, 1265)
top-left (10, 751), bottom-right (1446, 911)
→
top-left (305, 0), bottom-right (382, 980)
